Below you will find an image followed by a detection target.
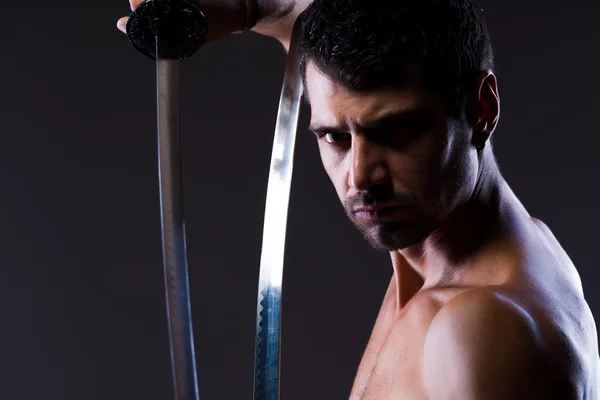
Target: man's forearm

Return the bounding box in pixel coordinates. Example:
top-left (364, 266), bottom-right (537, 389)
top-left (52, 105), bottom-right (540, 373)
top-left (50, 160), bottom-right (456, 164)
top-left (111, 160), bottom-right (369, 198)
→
top-left (253, 0), bottom-right (312, 51)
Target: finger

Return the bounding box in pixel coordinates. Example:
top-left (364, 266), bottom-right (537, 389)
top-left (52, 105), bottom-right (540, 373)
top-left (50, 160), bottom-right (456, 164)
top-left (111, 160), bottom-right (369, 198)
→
top-left (129, 0), bottom-right (144, 11)
top-left (117, 17), bottom-right (128, 33)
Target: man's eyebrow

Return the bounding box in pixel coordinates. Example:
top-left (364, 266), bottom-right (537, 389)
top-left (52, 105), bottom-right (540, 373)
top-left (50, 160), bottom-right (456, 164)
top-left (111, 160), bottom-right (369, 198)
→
top-left (360, 105), bottom-right (433, 131)
top-left (308, 122), bottom-right (343, 133)
top-left (309, 105), bottom-right (433, 134)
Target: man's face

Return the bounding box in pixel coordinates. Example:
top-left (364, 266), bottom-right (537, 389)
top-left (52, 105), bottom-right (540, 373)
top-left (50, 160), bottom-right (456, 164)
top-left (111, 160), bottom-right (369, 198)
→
top-left (305, 62), bottom-right (480, 251)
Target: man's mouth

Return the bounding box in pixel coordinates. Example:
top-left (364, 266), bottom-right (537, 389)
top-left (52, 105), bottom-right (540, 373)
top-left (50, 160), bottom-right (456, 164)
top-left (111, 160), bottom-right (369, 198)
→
top-left (353, 205), bottom-right (413, 222)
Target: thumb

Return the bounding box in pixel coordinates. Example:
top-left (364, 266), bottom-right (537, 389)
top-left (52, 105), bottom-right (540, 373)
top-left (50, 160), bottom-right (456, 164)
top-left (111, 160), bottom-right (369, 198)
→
top-left (116, 17), bottom-right (128, 34)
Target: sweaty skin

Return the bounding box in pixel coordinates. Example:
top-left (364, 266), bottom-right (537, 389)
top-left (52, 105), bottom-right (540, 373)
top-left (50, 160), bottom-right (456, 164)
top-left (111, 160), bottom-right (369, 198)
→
top-left (305, 62), bottom-right (599, 399)
top-left (118, 1), bottom-right (600, 398)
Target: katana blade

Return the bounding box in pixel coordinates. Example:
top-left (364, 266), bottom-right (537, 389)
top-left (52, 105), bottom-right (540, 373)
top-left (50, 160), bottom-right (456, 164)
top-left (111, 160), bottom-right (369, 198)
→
top-left (253, 18), bottom-right (304, 400)
top-left (126, 2), bottom-right (207, 399)
top-left (156, 56), bottom-right (200, 400)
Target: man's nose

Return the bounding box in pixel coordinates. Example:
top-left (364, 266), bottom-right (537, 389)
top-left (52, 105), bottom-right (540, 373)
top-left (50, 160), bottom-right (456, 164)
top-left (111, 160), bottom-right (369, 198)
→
top-left (348, 136), bottom-right (389, 191)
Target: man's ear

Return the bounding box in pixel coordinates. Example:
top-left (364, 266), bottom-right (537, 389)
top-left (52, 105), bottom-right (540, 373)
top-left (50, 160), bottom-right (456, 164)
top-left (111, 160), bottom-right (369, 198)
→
top-left (470, 71), bottom-right (500, 150)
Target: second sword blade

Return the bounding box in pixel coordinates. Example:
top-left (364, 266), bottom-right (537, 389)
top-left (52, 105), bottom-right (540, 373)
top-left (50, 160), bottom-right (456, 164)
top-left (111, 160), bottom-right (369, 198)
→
top-left (156, 54), bottom-right (200, 400)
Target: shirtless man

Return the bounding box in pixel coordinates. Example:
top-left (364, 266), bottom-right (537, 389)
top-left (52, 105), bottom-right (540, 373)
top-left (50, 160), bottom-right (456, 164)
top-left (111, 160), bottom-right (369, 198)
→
top-left (118, 0), bottom-right (600, 398)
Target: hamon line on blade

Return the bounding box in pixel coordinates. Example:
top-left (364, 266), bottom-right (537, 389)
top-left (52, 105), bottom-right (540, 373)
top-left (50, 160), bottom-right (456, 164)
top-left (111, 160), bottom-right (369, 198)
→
top-left (252, 17), bottom-right (304, 400)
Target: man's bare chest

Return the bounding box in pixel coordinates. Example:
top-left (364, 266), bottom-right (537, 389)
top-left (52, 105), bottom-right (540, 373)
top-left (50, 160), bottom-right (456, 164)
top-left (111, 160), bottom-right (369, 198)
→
top-left (349, 288), bottom-right (468, 400)
top-left (350, 329), bottom-right (427, 400)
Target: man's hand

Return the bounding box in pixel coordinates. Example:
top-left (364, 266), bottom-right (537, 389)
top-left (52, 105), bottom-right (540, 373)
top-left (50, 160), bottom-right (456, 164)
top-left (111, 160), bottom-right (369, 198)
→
top-left (116, 0), bottom-right (312, 51)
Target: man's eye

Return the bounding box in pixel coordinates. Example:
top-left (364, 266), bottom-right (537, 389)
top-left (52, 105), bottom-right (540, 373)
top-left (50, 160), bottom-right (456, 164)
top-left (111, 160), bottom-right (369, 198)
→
top-left (322, 132), bottom-right (350, 144)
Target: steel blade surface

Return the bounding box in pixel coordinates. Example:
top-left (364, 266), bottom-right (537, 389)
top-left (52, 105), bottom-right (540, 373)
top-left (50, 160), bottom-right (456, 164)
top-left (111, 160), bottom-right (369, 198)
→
top-left (156, 54), bottom-right (200, 400)
top-left (253, 19), bottom-right (304, 400)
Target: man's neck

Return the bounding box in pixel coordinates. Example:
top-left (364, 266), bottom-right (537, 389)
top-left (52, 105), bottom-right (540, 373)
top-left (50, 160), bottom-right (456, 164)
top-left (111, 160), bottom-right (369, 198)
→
top-left (389, 148), bottom-right (527, 309)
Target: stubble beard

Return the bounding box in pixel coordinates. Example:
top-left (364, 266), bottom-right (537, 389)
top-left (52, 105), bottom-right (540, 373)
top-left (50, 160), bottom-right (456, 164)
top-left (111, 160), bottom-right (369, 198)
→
top-left (346, 211), bottom-right (429, 252)
top-left (341, 186), bottom-right (433, 251)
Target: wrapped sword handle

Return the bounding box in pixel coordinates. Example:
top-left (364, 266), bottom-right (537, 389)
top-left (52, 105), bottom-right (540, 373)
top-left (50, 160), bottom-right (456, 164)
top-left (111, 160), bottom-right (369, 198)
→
top-left (126, 0), bottom-right (208, 60)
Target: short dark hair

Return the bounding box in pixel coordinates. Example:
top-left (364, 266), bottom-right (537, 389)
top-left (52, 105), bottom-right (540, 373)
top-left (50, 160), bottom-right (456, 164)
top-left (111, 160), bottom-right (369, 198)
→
top-left (299, 0), bottom-right (495, 116)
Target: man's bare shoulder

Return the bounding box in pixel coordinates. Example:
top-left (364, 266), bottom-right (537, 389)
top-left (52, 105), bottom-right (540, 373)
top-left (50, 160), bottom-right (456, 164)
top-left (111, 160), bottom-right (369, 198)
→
top-left (421, 288), bottom-right (578, 400)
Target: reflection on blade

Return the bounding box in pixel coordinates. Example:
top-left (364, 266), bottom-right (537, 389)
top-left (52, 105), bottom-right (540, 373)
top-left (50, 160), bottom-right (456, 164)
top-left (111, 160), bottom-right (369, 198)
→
top-left (157, 55), bottom-right (200, 400)
top-left (253, 18), bottom-right (304, 400)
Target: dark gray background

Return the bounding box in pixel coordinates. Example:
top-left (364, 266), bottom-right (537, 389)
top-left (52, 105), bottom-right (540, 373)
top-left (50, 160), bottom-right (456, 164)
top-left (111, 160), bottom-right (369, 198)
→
top-left (3, 1), bottom-right (599, 399)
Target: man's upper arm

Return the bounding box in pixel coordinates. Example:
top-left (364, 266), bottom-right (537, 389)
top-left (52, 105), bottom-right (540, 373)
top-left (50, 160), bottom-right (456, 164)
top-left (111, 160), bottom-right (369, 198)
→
top-left (422, 289), bottom-right (555, 400)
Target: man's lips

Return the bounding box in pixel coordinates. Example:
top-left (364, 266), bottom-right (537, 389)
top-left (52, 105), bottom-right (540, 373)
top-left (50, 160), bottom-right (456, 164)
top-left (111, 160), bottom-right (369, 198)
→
top-left (353, 204), bottom-right (414, 221)
top-left (354, 206), bottom-right (397, 212)
top-left (353, 203), bottom-right (411, 212)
